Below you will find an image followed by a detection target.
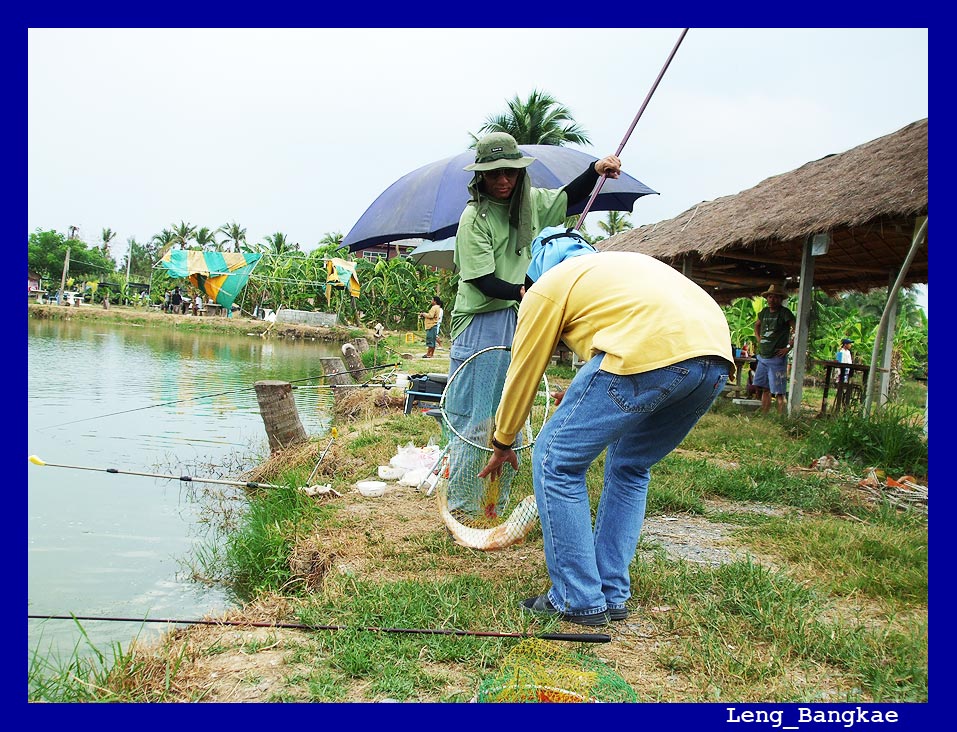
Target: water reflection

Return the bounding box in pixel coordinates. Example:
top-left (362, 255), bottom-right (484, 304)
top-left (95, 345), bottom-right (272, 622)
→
top-left (28, 319), bottom-right (345, 665)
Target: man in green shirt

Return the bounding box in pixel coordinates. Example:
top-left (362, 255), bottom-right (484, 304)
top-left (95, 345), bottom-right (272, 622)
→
top-left (445, 132), bottom-right (620, 516)
top-left (753, 283), bottom-right (796, 414)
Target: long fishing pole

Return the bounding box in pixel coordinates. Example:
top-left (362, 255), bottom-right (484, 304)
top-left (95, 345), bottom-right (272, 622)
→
top-left (28, 614), bottom-right (611, 644)
top-left (28, 455), bottom-right (283, 490)
top-left (575, 27), bottom-right (689, 231)
top-left (35, 361), bottom-right (400, 431)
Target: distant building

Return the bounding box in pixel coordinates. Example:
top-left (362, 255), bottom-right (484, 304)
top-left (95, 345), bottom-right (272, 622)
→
top-left (355, 239), bottom-right (421, 262)
top-left (28, 271), bottom-right (43, 293)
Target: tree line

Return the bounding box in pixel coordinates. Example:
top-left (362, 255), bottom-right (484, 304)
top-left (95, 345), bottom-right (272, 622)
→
top-left (28, 89), bottom-right (927, 378)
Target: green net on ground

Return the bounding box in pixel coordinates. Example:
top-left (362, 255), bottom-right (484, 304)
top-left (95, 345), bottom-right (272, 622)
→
top-left (475, 639), bottom-right (637, 703)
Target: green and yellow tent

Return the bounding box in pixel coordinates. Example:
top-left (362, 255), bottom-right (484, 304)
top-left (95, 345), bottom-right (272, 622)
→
top-left (159, 250), bottom-right (262, 310)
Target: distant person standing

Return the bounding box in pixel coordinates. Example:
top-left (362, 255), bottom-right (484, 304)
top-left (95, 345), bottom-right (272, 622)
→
top-left (836, 338), bottom-right (853, 380)
top-left (753, 283), bottom-right (795, 415)
top-left (419, 295), bottom-right (443, 358)
top-left (835, 337), bottom-right (854, 408)
top-left (170, 287), bottom-right (183, 314)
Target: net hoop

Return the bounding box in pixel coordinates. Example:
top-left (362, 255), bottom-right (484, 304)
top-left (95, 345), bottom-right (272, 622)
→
top-left (439, 345), bottom-right (549, 452)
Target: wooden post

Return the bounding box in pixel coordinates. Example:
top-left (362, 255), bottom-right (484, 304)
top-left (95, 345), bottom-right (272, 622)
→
top-left (254, 380), bottom-right (308, 453)
top-left (319, 357), bottom-right (353, 386)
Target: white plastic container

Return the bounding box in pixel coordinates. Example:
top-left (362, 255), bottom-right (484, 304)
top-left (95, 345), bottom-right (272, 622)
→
top-left (378, 465), bottom-right (407, 481)
top-left (356, 480), bottom-right (387, 497)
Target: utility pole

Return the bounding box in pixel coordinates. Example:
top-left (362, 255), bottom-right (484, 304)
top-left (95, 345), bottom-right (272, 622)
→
top-left (58, 247), bottom-right (71, 306)
top-left (125, 240), bottom-right (133, 304)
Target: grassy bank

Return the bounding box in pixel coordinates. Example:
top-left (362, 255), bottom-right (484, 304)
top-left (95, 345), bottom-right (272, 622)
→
top-left (28, 301), bottom-right (369, 343)
top-left (27, 312), bottom-right (928, 703)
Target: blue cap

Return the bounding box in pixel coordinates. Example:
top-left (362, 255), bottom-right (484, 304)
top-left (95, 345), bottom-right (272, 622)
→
top-left (526, 226), bottom-right (598, 283)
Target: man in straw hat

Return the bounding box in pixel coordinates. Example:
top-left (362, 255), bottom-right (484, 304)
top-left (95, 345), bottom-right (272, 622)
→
top-left (445, 131), bottom-right (621, 516)
top-left (753, 283), bottom-right (796, 414)
top-left (478, 237), bottom-right (733, 625)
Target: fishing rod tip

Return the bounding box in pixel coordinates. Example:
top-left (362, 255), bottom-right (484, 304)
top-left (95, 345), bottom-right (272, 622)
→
top-left (29, 455), bottom-right (45, 466)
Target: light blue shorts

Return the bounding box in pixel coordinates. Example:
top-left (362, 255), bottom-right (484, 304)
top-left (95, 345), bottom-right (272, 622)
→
top-left (753, 354), bottom-right (788, 395)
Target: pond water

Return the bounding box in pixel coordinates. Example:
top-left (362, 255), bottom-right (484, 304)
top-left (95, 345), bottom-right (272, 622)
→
top-left (27, 318), bottom-right (351, 668)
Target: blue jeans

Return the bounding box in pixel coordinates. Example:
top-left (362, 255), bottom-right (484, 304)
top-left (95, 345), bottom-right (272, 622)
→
top-left (533, 353), bottom-right (730, 618)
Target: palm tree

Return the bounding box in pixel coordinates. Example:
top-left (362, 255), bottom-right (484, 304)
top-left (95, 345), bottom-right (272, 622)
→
top-left (596, 211), bottom-right (634, 239)
top-left (151, 229), bottom-right (177, 259)
top-left (171, 221), bottom-right (197, 250)
top-left (218, 221), bottom-right (247, 253)
top-left (195, 227), bottom-right (220, 251)
top-left (262, 232), bottom-right (293, 256)
top-left (317, 231), bottom-right (343, 249)
top-left (474, 89), bottom-right (591, 146)
top-left (100, 227), bottom-right (117, 258)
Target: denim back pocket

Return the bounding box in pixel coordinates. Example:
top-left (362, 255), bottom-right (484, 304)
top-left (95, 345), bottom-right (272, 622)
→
top-left (607, 365), bottom-right (689, 413)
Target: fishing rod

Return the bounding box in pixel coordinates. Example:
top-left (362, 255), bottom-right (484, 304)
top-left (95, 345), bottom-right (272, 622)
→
top-left (29, 455), bottom-right (284, 490)
top-left (575, 27), bottom-right (689, 231)
top-left (35, 361), bottom-right (400, 431)
top-left (306, 429), bottom-right (337, 485)
top-left (28, 614), bottom-right (611, 644)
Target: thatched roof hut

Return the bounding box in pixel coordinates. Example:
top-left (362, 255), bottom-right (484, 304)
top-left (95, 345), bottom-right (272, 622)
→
top-left (600, 118), bottom-right (928, 304)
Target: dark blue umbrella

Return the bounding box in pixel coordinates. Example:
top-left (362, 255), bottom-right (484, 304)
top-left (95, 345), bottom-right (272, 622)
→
top-left (342, 145), bottom-right (657, 253)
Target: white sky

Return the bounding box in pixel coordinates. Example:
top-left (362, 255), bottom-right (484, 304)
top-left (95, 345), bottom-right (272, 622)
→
top-left (27, 27), bottom-right (928, 303)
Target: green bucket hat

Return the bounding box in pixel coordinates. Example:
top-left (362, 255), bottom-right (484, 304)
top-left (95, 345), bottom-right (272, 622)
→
top-left (464, 132), bottom-right (536, 171)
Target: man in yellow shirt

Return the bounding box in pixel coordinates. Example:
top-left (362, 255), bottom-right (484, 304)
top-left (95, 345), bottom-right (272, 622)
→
top-left (479, 231), bottom-right (733, 626)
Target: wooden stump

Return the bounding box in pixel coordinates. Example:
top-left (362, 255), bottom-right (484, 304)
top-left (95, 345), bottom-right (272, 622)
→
top-left (254, 380), bottom-right (308, 453)
top-left (341, 343), bottom-right (364, 379)
top-left (319, 357), bottom-right (353, 386)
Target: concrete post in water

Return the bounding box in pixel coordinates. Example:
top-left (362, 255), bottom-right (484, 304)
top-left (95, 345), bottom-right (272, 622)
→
top-left (254, 380), bottom-right (308, 453)
top-left (319, 357), bottom-right (353, 386)
top-left (353, 337), bottom-right (370, 354)
top-left (341, 343), bottom-right (364, 379)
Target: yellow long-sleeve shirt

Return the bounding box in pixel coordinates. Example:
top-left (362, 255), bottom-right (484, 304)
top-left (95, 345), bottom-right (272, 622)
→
top-left (422, 304), bottom-right (441, 330)
top-left (493, 251), bottom-right (734, 446)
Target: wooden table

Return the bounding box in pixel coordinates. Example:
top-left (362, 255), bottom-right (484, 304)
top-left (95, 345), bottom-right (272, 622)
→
top-left (729, 356), bottom-right (757, 397)
top-left (814, 360), bottom-right (870, 415)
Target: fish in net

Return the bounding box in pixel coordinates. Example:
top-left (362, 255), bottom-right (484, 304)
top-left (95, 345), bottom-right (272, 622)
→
top-left (435, 346), bottom-right (550, 551)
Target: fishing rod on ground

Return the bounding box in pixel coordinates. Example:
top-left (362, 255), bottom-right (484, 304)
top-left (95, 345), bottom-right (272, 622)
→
top-left (28, 614), bottom-right (611, 644)
top-left (28, 454), bottom-right (301, 491)
top-left (575, 27), bottom-right (689, 232)
top-left (34, 361), bottom-right (401, 431)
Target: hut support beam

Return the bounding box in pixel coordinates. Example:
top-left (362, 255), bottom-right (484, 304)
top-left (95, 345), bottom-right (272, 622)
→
top-left (864, 216), bottom-right (927, 413)
top-left (878, 271), bottom-right (898, 406)
top-left (787, 237), bottom-right (815, 417)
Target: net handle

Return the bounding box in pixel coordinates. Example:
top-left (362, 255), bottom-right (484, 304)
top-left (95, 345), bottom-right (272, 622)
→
top-left (439, 345), bottom-right (550, 452)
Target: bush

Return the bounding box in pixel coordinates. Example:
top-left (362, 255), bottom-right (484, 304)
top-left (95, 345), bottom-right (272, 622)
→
top-left (803, 403), bottom-right (927, 476)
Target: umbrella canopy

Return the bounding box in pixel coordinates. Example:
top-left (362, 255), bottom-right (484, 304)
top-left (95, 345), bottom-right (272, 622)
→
top-left (406, 238), bottom-right (456, 271)
top-left (343, 145), bottom-right (657, 253)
